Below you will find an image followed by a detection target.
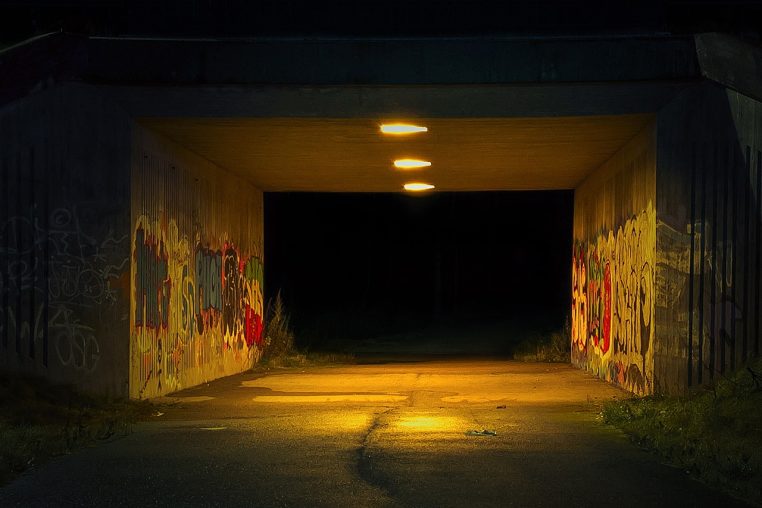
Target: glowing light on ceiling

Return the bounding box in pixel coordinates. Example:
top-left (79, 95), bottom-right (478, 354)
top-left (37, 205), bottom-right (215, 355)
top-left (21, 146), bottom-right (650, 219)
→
top-left (404, 182), bottom-right (435, 192)
top-left (394, 159), bottom-right (432, 169)
top-left (380, 123), bottom-right (428, 135)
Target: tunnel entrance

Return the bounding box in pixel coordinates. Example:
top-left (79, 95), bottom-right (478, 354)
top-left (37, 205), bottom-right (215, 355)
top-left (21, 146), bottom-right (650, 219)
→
top-left (140, 114), bottom-right (650, 361)
top-left (138, 114), bottom-right (651, 362)
top-left (264, 191), bottom-right (573, 357)
top-left (3, 32), bottom-right (759, 399)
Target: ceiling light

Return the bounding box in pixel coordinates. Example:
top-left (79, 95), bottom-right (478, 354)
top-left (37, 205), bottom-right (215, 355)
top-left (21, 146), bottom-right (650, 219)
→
top-left (380, 123), bottom-right (428, 135)
top-left (394, 159), bottom-right (431, 169)
top-left (404, 182), bottom-right (435, 192)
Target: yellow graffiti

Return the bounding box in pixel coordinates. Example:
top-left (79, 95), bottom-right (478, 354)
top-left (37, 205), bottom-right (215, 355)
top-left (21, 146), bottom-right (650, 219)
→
top-left (572, 202), bottom-right (655, 395)
top-left (130, 213), bottom-right (264, 399)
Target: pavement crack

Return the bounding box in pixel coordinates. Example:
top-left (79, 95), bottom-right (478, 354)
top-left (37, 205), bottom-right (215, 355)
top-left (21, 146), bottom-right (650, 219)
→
top-left (356, 407), bottom-right (396, 498)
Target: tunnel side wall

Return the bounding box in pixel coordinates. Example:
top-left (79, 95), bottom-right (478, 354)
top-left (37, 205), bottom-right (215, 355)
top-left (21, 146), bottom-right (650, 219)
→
top-left (0, 83), bottom-right (132, 397)
top-left (130, 125), bottom-right (264, 399)
top-left (656, 82), bottom-right (762, 395)
top-left (572, 122), bottom-right (657, 395)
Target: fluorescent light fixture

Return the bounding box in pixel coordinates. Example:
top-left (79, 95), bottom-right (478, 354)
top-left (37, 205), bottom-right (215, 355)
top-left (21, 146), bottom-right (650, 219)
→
top-left (394, 159), bottom-right (432, 169)
top-left (380, 123), bottom-right (428, 135)
top-left (404, 182), bottom-right (435, 192)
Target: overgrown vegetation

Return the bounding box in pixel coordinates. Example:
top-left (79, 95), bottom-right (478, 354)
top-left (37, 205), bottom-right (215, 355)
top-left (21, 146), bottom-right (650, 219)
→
top-left (259, 291), bottom-right (355, 368)
top-left (602, 356), bottom-right (762, 505)
top-left (0, 374), bottom-right (152, 485)
top-left (512, 316), bottom-right (571, 362)
top-left (261, 290), bottom-right (296, 363)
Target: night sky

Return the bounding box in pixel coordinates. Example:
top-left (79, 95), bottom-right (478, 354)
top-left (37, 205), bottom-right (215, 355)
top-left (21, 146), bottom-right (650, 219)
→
top-left (265, 191), bottom-right (573, 347)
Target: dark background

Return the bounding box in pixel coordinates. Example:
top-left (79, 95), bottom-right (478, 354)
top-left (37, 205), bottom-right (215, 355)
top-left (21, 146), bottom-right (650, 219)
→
top-left (1, 1), bottom-right (761, 46)
top-left (265, 191), bottom-right (573, 348)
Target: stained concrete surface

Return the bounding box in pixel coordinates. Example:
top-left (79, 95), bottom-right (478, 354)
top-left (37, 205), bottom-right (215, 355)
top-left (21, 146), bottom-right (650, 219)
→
top-left (0, 359), bottom-right (750, 507)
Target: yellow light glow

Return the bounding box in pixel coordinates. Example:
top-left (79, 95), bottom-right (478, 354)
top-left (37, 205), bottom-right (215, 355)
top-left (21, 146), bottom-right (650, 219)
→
top-left (394, 159), bottom-right (432, 169)
top-left (396, 415), bottom-right (462, 432)
top-left (380, 123), bottom-right (428, 135)
top-left (403, 182), bottom-right (435, 192)
top-left (252, 394), bottom-right (408, 403)
top-left (398, 416), bottom-right (445, 429)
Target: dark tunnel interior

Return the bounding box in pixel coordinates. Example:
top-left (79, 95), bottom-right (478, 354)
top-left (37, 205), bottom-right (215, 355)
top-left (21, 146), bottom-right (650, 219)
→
top-left (264, 191), bottom-right (573, 353)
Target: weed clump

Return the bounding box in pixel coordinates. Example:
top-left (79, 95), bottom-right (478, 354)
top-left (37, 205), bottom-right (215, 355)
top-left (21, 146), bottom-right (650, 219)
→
top-left (261, 290), bottom-right (296, 364)
top-left (512, 316), bottom-right (571, 363)
top-left (257, 291), bottom-right (356, 368)
top-left (602, 356), bottom-right (762, 505)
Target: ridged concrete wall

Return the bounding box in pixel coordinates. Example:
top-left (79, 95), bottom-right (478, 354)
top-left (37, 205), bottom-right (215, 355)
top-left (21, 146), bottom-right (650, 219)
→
top-left (572, 122), bottom-right (657, 395)
top-left (656, 83), bottom-right (762, 394)
top-left (0, 84), bottom-right (131, 397)
top-left (130, 125), bottom-right (264, 399)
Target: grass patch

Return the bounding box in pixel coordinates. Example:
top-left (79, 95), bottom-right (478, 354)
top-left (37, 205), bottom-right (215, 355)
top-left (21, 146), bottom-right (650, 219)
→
top-left (0, 373), bottom-right (153, 486)
top-left (602, 356), bottom-right (762, 505)
top-left (258, 291), bottom-right (355, 370)
top-left (512, 317), bottom-right (571, 362)
top-left (257, 351), bottom-right (357, 370)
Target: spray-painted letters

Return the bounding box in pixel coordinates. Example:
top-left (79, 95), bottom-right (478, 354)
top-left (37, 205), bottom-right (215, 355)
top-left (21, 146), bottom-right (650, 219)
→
top-left (132, 215), bottom-right (264, 398)
top-left (571, 203), bottom-right (655, 395)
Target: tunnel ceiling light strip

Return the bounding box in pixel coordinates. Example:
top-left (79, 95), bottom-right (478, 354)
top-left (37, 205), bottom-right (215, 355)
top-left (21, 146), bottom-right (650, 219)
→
top-left (394, 159), bottom-right (432, 169)
top-left (404, 182), bottom-right (435, 192)
top-left (380, 123), bottom-right (428, 135)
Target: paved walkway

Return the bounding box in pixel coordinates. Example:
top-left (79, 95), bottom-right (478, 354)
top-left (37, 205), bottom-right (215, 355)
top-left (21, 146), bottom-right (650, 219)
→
top-left (0, 359), bottom-right (749, 507)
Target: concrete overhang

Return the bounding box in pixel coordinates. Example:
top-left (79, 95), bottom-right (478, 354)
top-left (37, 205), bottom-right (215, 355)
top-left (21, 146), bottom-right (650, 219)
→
top-left (141, 114), bottom-right (653, 192)
top-left (0, 32), bottom-right (698, 192)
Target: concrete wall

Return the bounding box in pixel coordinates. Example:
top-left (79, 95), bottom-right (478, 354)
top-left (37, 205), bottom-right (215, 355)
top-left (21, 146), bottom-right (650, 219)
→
top-left (0, 83), bottom-right (131, 397)
top-left (87, 35), bottom-right (698, 86)
top-left (130, 125), bottom-right (264, 399)
top-left (656, 82), bottom-right (762, 394)
top-left (572, 122), bottom-right (657, 395)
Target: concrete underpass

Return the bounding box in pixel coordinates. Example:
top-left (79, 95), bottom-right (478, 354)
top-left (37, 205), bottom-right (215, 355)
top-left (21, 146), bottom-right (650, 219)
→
top-left (2, 32), bottom-right (761, 397)
top-left (1, 31), bottom-right (762, 506)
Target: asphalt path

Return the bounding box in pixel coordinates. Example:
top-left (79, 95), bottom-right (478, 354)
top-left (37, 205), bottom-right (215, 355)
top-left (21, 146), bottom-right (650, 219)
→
top-left (0, 358), bottom-right (750, 507)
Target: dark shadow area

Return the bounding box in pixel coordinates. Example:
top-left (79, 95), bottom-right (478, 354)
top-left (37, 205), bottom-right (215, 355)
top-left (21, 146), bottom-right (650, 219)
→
top-left (2, 1), bottom-right (762, 45)
top-left (265, 191), bottom-right (573, 355)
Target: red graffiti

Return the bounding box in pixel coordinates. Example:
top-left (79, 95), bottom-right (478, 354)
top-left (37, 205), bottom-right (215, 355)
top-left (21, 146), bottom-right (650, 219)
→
top-left (245, 306), bottom-right (263, 347)
top-left (601, 262), bottom-right (612, 354)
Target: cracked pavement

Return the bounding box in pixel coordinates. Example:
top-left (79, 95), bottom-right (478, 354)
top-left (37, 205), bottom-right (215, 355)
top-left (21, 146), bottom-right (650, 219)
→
top-left (0, 358), bottom-right (750, 507)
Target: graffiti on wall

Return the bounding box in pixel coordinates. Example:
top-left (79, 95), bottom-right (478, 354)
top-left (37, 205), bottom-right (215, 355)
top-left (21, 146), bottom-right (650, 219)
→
top-left (132, 214), bottom-right (264, 398)
top-left (571, 202), bottom-right (656, 395)
top-left (1, 205), bottom-right (128, 374)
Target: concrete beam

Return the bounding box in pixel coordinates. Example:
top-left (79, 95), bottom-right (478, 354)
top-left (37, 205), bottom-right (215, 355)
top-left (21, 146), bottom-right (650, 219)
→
top-left (695, 33), bottom-right (762, 103)
top-left (0, 33), bottom-right (87, 107)
top-left (86, 35), bottom-right (699, 86)
top-left (103, 82), bottom-right (691, 119)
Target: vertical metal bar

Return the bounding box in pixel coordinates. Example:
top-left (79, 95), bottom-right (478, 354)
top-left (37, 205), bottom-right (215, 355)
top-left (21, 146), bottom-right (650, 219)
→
top-left (15, 152), bottom-right (22, 356)
top-left (720, 146), bottom-right (729, 375)
top-left (742, 146), bottom-right (751, 364)
top-left (754, 150), bottom-right (762, 356)
top-left (688, 145), bottom-right (696, 386)
top-left (2, 155), bottom-right (8, 351)
top-left (42, 144), bottom-right (49, 368)
top-left (28, 146), bottom-right (35, 360)
top-left (710, 145), bottom-right (718, 380)
top-left (698, 141), bottom-right (707, 384)
top-left (730, 146), bottom-right (737, 372)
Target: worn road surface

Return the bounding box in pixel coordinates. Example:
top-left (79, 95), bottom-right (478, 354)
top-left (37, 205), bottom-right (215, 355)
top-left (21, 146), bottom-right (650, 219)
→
top-left (0, 358), bottom-right (749, 507)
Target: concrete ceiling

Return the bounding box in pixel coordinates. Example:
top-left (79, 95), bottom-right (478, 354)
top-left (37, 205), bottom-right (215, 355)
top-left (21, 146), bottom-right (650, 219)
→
top-left (141, 114), bottom-right (653, 192)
